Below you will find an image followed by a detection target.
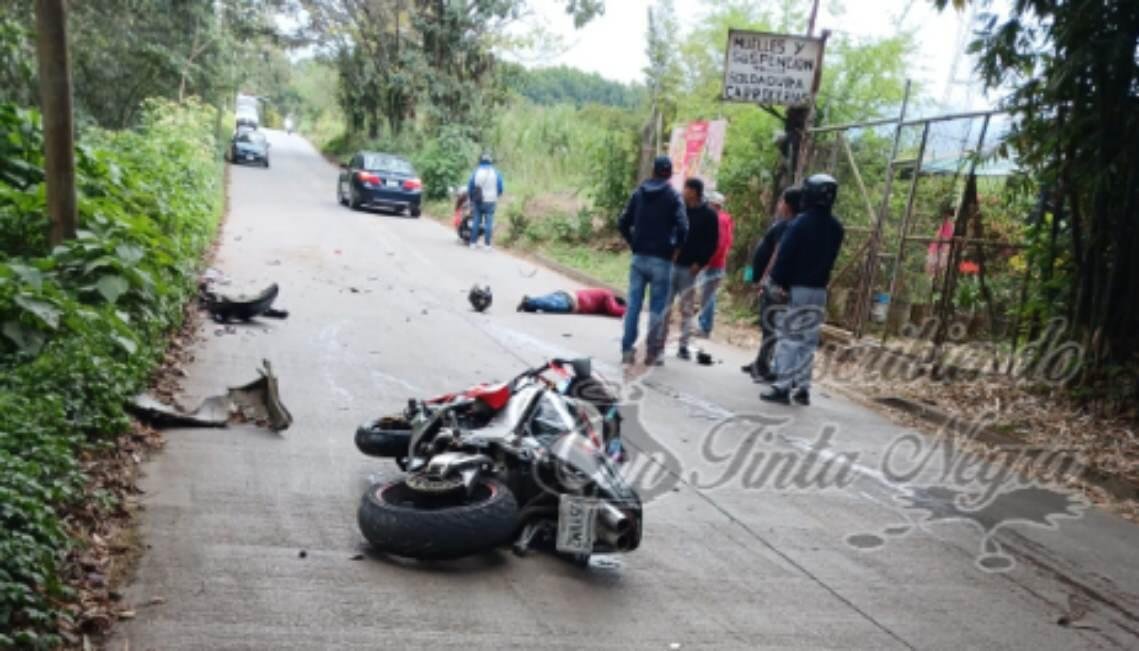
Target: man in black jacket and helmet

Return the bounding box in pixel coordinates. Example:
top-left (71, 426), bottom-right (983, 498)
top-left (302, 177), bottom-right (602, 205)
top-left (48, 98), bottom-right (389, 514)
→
top-left (760, 174), bottom-right (844, 406)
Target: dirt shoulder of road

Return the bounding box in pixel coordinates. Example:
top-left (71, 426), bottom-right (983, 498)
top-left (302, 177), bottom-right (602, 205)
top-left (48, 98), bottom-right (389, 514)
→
top-left (820, 352), bottom-right (1139, 523)
top-left (62, 169), bottom-right (231, 649)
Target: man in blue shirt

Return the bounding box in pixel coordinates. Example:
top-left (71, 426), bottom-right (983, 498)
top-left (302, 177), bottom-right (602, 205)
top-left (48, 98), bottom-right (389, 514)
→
top-left (760, 174), bottom-right (845, 406)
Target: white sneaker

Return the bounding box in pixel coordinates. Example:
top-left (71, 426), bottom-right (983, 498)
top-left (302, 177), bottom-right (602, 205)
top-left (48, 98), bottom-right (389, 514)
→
top-left (470, 241), bottom-right (479, 250)
top-left (485, 244), bottom-right (494, 252)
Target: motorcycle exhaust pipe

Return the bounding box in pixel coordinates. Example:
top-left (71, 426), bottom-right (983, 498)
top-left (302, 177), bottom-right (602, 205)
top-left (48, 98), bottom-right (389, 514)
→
top-left (596, 503), bottom-right (635, 551)
top-left (596, 526), bottom-right (634, 551)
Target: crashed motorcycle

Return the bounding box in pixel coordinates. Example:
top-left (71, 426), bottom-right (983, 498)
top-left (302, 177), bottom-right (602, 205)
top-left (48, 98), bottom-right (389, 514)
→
top-left (355, 358), bottom-right (642, 563)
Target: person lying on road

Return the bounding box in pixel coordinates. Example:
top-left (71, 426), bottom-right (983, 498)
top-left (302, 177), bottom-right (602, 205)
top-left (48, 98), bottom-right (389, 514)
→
top-left (517, 288), bottom-right (627, 318)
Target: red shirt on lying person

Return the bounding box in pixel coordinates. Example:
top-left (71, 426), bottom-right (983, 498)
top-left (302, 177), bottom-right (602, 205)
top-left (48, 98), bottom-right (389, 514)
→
top-left (575, 288), bottom-right (627, 317)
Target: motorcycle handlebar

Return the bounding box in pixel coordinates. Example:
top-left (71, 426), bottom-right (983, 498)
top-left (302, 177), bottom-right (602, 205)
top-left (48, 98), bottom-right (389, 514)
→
top-left (508, 359), bottom-right (575, 391)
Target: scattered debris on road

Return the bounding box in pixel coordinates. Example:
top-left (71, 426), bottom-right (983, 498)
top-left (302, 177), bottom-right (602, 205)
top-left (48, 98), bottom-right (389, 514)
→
top-left (128, 360), bottom-right (293, 431)
top-left (199, 281), bottom-right (289, 323)
top-left (128, 393), bottom-right (230, 428)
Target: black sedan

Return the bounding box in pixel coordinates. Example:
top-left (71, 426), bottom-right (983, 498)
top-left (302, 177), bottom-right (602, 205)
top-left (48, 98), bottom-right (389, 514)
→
top-left (229, 129), bottom-right (269, 167)
top-left (337, 151), bottom-right (422, 217)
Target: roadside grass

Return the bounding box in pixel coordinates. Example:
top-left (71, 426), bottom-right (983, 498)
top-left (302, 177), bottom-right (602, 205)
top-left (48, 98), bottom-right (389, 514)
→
top-left (539, 240), bottom-right (629, 290)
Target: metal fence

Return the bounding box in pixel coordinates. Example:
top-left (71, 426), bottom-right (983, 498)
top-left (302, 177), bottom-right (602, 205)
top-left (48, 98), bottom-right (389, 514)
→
top-left (801, 84), bottom-right (1027, 355)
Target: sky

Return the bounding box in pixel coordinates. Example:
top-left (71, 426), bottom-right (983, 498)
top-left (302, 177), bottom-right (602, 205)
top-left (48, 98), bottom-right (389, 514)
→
top-left (506, 0), bottom-right (992, 112)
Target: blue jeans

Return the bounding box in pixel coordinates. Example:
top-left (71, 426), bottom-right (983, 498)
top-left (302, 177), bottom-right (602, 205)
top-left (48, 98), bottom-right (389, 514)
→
top-left (521, 291), bottom-right (573, 313)
top-left (622, 255), bottom-right (673, 355)
top-left (697, 267), bottom-right (725, 334)
top-left (772, 286), bottom-right (827, 392)
top-left (471, 201), bottom-right (496, 245)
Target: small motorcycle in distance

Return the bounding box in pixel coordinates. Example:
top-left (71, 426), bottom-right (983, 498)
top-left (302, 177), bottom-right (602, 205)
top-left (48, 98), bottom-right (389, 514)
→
top-left (355, 358), bottom-right (641, 564)
top-left (452, 187), bottom-right (473, 244)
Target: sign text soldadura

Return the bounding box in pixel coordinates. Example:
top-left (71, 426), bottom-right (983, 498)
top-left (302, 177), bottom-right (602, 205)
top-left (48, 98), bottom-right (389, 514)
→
top-left (722, 29), bottom-right (823, 106)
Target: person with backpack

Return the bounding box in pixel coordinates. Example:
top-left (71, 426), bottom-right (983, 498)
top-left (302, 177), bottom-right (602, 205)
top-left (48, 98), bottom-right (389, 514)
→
top-left (467, 154), bottom-right (504, 250)
top-left (617, 156), bottom-right (689, 366)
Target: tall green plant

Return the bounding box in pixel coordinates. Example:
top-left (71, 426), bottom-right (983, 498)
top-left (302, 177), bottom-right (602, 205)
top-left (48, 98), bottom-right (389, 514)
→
top-left (931, 0), bottom-right (1139, 394)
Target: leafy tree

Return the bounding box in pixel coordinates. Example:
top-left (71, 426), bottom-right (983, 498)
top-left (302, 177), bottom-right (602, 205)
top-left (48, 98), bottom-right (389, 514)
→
top-left (0, 12), bottom-right (35, 108)
top-left (1, 0), bottom-right (285, 128)
top-left (296, 1), bottom-right (606, 143)
top-left (930, 0), bottom-right (1139, 397)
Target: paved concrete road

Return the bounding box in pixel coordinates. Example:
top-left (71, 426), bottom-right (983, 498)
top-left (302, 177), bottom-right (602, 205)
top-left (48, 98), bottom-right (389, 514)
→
top-left (115, 131), bottom-right (1139, 650)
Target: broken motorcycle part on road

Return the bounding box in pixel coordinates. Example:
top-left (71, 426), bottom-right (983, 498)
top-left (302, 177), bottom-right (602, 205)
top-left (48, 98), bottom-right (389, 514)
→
top-left (129, 360), bottom-right (293, 432)
top-left (199, 281), bottom-right (289, 323)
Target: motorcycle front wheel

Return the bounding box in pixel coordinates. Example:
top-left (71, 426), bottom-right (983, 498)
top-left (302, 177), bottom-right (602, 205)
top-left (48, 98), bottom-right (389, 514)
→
top-left (358, 478), bottom-right (517, 560)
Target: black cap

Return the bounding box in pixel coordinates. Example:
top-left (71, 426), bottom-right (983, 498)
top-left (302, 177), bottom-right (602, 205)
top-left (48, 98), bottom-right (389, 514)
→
top-left (653, 155), bottom-right (673, 178)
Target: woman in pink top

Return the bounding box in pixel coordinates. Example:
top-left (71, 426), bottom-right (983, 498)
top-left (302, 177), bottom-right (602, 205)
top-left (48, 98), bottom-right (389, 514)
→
top-left (697, 190), bottom-right (734, 336)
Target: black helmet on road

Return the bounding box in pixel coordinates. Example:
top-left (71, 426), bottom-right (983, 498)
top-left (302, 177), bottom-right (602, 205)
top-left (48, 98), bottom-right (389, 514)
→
top-left (469, 285), bottom-right (492, 312)
top-left (803, 173), bottom-right (839, 211)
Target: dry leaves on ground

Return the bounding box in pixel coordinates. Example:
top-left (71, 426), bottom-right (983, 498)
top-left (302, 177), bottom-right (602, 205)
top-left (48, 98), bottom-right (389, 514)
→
top-left (819, 345), bottom-right (1139, 522)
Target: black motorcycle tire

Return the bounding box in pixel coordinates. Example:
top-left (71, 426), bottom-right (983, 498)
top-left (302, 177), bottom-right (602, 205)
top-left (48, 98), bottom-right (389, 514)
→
top-left (458, 217), bottom-right (471, 243)
top-left (354, 422), bottom-right (412, 458)
top-left (358, 478), bottom-right (517, 560)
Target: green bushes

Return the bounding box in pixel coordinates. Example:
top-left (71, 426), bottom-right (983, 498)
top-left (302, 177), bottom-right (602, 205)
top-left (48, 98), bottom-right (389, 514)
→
top-left (415, 126), bottom-right (479, 201)
top-left (0, 98), bottom-right (222, 649)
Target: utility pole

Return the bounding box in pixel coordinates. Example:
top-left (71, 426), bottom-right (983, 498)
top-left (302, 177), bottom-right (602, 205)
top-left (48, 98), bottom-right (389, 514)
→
top-left (766, 0), bottom-right (825, 216)
top-left (791, 0), bottom-right (827, 183)
top-left (35, 0), bottom-right (77, 245)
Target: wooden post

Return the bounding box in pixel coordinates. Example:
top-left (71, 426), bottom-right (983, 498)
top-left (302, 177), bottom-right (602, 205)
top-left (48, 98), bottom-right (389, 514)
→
top-left (35, 0), bottom-right (77, 245)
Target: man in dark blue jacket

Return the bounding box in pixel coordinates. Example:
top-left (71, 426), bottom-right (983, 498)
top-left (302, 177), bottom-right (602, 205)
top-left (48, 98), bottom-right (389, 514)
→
top-left (760, 174), bottom-right (844, 406)
top-left (618, 156), bottom-right (689, 365)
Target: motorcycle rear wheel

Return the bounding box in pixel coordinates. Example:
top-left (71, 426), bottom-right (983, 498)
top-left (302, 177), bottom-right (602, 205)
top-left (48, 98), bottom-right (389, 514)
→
top-left (358, 478), bottom-right (517, 560)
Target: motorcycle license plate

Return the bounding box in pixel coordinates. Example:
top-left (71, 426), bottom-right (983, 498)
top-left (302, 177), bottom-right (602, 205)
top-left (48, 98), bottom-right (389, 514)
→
top-left (556, 495), bottom-right (598, 554)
